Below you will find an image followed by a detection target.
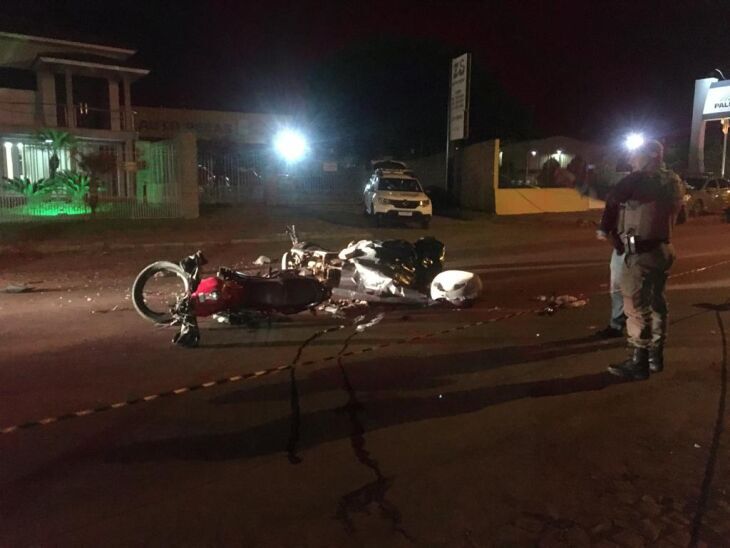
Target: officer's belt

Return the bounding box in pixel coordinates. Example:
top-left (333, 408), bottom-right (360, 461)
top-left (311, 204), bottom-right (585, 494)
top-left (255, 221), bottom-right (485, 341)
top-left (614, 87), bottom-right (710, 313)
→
top-left (622, 238), bottom-right (667, 254)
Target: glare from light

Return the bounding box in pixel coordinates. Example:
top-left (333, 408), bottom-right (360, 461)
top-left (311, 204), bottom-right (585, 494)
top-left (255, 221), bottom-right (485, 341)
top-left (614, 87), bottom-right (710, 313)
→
top-left (530, 150), bottom-right (537, 156)
top-left (274, 130), bottom-right (308, 163)
top-left (625, 132), bottom-right (645, 151)
top-left (556, 149), bottom-right (562, 155)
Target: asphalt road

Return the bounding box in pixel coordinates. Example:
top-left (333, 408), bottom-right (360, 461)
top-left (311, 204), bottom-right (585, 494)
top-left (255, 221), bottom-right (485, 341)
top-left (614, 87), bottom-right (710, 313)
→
top-left (2, 213), bottom-right (730, 547)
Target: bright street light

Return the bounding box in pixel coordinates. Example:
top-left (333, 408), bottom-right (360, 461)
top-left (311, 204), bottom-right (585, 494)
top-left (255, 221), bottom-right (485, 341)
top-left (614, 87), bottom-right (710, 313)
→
top-left (625, 132), bottom-right (645, 151)
top-left (274, 129), bottom-right (308, 163)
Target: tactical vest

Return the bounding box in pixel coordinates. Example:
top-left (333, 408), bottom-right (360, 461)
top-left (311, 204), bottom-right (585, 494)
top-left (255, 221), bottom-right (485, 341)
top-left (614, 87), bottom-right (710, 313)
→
top-left (618, 171), bottom-right (677, 243)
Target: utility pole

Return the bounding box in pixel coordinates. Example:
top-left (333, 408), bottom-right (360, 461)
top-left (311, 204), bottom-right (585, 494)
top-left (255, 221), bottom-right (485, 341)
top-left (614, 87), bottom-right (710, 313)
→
top-left (722, 118), bottom-right (729, 178)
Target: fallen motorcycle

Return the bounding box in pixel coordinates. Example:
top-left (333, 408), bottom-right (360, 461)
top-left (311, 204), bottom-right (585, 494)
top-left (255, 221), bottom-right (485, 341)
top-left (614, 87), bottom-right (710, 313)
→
top-left (281, 225), bottom-right (342, 286)
top-left (132, 251), bottom-right (331, 347)
top-left (335, 237), bottom-right (444, 303)
top-left (280, 228), bottom-right (482, 306)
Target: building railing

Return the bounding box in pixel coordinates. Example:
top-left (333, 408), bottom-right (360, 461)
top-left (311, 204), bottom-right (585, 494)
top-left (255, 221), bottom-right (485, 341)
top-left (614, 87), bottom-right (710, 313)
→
top-left (0, 101), bottom-right (135, 132)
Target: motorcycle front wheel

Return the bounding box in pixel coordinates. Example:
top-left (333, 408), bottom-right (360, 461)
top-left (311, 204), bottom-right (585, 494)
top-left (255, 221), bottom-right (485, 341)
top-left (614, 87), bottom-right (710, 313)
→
top-left (132, 261), bottom-right (191, 324)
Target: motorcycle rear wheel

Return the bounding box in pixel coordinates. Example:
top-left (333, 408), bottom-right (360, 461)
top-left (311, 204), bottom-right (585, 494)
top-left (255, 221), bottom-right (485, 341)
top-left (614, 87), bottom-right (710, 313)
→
top-left (132, 261), bottom-right (191, 324)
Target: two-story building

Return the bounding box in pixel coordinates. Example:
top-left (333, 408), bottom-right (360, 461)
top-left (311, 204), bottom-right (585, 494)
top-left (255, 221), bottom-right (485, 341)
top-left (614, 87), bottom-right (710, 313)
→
top-left (0, 31), bottom-right (149, 207)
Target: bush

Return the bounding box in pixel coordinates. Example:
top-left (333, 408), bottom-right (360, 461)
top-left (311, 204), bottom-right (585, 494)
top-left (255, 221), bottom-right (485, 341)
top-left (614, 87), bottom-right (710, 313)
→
top-left (1, 176), bottom-right (58, 200)
top-left (54, 171), bottom-right (91, 202)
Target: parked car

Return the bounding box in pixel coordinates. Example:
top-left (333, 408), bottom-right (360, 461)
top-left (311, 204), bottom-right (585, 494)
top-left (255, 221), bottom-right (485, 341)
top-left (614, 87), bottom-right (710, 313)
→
top-left (364, 168), bottom-right (432, 228)
top-left (685, 177), bottom-right (730, 216)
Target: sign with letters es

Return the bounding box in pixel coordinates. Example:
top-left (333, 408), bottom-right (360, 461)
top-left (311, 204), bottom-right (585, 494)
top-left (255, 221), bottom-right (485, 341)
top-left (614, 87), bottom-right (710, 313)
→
top-left (449, 53), bottom-right (471, 141)
top-left (703, 80), bottom-right (730, 120)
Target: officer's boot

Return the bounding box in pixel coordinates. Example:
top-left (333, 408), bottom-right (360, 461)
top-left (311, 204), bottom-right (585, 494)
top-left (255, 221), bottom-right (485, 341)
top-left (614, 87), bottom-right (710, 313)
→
top-left (649, 347), bottom-right (664, 373)
top-left (607, 347), bottom-right (650, 380)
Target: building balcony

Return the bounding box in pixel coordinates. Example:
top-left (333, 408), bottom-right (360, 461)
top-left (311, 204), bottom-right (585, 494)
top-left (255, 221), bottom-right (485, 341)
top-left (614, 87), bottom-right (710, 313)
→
top-left (0, 97), bottom-right (136, 141)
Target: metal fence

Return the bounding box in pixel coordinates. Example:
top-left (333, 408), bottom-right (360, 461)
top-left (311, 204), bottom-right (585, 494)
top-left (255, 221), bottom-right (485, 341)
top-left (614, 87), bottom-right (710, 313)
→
top-left (198, 149), bottom-right (266, 204)
top-left (131, 140), bottom-right (180, 217)
top-left (277, 169), bottom-right (365, 204)
top-left (198, 148), bottom-right (365, 206)
top-left (0, 138), bottom-right (184, 222)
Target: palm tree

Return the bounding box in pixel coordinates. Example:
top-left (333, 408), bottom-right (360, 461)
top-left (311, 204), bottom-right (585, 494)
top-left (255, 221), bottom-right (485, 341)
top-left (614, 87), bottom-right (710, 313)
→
top-left (35, 130), bottom-right (78, 179)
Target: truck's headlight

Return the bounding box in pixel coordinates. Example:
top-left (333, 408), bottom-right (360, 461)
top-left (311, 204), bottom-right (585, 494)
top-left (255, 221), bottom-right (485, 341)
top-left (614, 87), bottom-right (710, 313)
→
top-left (420, 199), bottom-right (431, 206)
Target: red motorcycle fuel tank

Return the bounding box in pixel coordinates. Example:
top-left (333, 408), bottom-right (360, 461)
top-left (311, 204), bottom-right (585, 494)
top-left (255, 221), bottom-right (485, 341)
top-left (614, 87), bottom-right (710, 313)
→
top-left (190, 276), bottom-right (245, 316)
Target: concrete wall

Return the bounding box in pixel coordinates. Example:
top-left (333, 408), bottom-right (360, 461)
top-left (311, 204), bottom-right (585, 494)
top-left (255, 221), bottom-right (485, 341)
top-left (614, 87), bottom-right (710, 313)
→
top-left (173, 132), bottom-right (199, 219)
top-left (405, 137), bottom-right (599, 215)
top-left (496, 137), bottom-right (604, 215)
top-left (494, 188), bottom-right (592, 215)
top-left (0, 88), bottom-right (36, 126)
top-left (407, 152), bottom-right (446, 189)
top-left (454, 139), bottom-right (498, 212)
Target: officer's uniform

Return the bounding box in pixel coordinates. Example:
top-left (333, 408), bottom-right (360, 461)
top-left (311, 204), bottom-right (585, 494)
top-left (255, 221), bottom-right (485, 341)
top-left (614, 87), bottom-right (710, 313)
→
top-left (600, 166), bottom-right (684, 379)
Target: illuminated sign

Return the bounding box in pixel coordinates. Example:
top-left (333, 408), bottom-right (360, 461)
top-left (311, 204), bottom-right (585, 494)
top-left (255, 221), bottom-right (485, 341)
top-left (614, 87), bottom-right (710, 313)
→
top-left (449, 53), bottom-right (471, 141)
top-left (703, 80), bottom-right (730, 120)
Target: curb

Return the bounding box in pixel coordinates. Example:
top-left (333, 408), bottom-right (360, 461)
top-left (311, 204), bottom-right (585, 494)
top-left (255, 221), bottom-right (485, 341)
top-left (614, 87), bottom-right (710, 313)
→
top-left (1, 231), bottom-right (374, 256)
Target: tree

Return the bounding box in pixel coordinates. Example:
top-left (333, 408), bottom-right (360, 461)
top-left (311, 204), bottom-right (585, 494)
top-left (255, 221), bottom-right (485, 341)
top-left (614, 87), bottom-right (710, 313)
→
top-left (35, 129), bottom-right (78, 178)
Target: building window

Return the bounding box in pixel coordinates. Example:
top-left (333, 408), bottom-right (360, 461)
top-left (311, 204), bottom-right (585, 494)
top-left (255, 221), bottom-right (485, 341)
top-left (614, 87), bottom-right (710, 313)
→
top-left (1, 140), bottom-right (72, 181)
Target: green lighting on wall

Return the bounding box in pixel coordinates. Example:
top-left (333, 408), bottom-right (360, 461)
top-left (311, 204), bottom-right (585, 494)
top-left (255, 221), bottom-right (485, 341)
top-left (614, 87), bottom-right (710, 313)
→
top-left (22, 203), bottom-right (90, 217)
top-left (6, 202), bottom-right (112, 218)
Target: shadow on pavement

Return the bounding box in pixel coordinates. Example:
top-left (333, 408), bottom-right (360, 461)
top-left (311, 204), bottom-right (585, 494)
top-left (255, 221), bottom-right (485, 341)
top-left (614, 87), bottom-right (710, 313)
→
top-left (109, 348), bottom-right (625, 464)
top-left (210, 334), bottom-right (622, 405)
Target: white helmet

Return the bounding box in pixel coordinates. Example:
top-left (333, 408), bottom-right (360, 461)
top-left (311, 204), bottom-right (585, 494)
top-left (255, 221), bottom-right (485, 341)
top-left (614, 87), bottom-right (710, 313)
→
top-left (430, 270), bottom-right (482, 305)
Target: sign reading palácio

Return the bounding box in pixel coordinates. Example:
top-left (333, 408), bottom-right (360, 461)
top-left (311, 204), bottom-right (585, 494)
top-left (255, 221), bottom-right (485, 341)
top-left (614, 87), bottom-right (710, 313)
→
top-left (449, 53), bottom-right (471, 141)
top-left (703, 80), bottom-right (730, 120)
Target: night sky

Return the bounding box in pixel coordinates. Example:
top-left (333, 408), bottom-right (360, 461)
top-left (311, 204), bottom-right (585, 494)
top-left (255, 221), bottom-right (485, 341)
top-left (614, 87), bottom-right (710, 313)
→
top-left (1, 0), bottom-right (729, 155)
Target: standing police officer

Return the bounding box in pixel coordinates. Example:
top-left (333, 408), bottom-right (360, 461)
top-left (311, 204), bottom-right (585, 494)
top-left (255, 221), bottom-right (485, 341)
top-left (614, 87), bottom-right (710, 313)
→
top-left (599, 140), bottom-right (685, 380)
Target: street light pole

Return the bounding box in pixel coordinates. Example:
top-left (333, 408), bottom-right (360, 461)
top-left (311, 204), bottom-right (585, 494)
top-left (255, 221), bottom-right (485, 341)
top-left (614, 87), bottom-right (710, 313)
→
top-left (722, 118), bottom-right (729, 178)
top-left (525, 150), bottom-right (536, 184)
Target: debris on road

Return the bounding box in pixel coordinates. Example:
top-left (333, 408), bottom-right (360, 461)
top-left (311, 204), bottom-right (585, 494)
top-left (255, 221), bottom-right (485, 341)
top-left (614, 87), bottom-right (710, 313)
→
top-left (93, 305), bottom-right (133, 314)
top-left (536, 294), bottom-right (589, 316)
top-left (322, 299), bottom-right (370, 318)
top-left (1, 283), bottom-right (34, 293)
